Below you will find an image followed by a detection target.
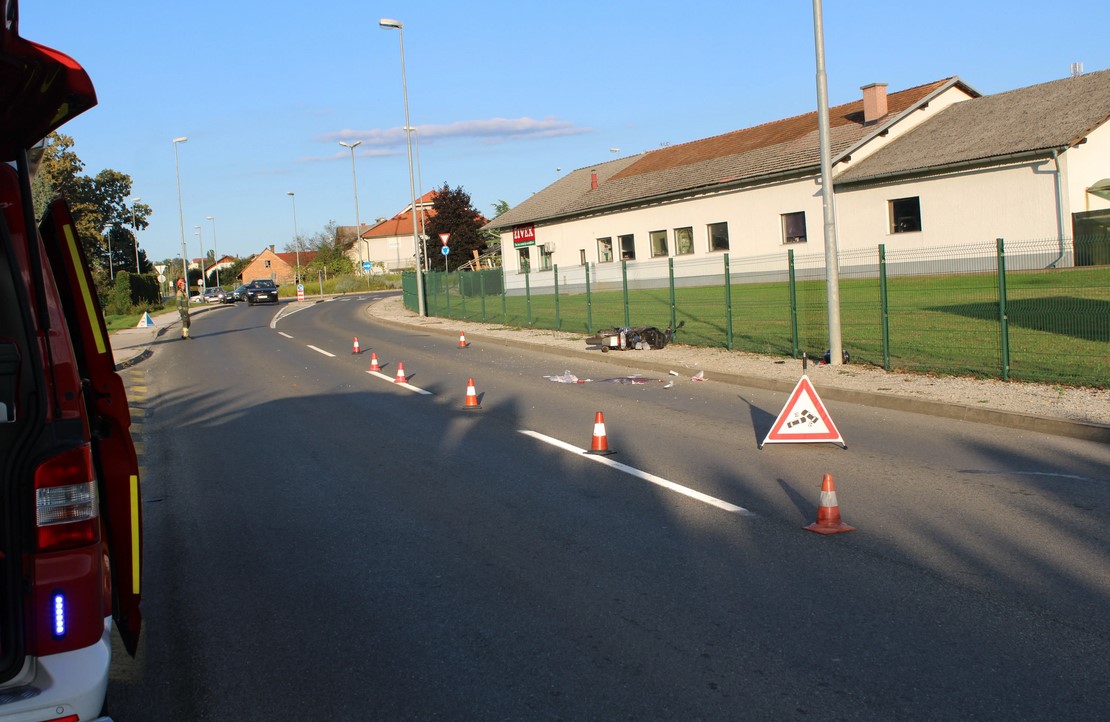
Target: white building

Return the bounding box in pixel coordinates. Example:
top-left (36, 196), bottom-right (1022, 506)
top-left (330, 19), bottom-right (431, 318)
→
top-left (486, 70), bottom-right (1110, 291)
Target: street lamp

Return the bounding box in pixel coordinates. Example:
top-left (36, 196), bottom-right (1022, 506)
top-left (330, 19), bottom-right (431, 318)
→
top-left (206, 215), bottom-right (219, 287)
top-left (380, 17), bottom-right (426, 316)
top-left (404, 126), bottom-right (429, 273)
top-left (129, 196), bottom-right (141, 274)
top-left (173, 137), bottom-right (188, 292)
top-left (339, 140), bottom-right (369, 288)
top-left (194, 225), bottom-right (205, 288)
top-left (287, 192), bottom-right (301, 284)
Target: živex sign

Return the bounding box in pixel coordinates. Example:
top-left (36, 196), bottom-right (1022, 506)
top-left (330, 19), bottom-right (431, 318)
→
top-left (512, 224), bottom-right (536, 249)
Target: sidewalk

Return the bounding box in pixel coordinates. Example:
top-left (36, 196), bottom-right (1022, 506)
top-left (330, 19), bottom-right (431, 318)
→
top-left (109, 295), bottom-right (1110, 444)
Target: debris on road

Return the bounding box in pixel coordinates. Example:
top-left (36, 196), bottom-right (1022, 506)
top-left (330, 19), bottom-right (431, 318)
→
top-left (544, 370), bottom-right (588, 384)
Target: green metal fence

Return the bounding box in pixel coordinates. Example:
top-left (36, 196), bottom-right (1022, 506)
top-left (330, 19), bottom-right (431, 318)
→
top-left (403, 236), bottom-right (1110, 388)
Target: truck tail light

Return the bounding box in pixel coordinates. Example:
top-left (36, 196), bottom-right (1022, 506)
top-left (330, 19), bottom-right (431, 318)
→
top-left (34, 444), bottom-right (100, 551)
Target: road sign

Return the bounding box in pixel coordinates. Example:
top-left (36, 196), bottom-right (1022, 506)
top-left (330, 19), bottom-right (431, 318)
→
top-left (154, 264), bottom-right (166, 274)
top-left (439, 233), bottom-right (451, 245)
top-left (441, 245), bottom-right (450, 256)
top-left (760, 375), bottom-right (845, 448)
top-left (156, 274), bottom-right (166, 284)
top-left (362, 261), bottom-right (372, 270)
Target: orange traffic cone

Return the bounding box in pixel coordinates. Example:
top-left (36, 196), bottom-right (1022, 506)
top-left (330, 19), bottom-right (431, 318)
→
top-left (352, 337), bottom-right (361, 354)
top-left (803, 474), bottom-right (856, 534)
top-left (368, 352), bottom-right (380, 372)
top-left (585, 411), bottom-right (614, 455)
top-left (394, 361), bottom-right (408, 384)
top-left (463, 377), bottom-right (480, 409)
top-left (458, 331), bottom-right (468, 348)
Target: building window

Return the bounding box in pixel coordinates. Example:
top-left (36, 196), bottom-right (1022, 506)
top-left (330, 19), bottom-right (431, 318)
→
top-left (264, 260), bottom-right (271, 268)
top-left (649, 230), bottom-right (668, 257)
top-left (540, 245), bottom-right (553, 271)
top-left (781, 212), bottom-right (807, 244)
top-left (619, 234), bottom-right (636, 260)
top-left (707, 222), bottom-right (729, 252)
top-left (890, 197), bottom-right (922, 233)
top-left (518, 248), bottom-right (531, 274)
top-left (674, 227), bottom-right (694, 255)
top-left (579, 249), bottom-right (587, 266)
top-left (597, 237), bottom-right (614, 263)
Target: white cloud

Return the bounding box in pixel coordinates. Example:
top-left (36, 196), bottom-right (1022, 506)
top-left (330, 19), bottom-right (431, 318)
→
top-left (319, 116), bottom-right (592, 148)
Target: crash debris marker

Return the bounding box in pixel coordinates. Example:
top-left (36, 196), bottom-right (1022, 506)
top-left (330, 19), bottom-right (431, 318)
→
top-left (760, 375), bottom-right (846, 449)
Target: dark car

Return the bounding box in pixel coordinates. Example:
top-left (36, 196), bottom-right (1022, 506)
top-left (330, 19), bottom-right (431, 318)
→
top-left (224, 283), bottom-right (249, 302)
top-left (1, 5), bottom-right (143, 716)
top-left (245, 279), bottom-right (279, 304)
top-left (200, 286), bottom-right (226, 303)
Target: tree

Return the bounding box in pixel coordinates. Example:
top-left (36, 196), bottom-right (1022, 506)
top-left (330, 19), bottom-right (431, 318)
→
top-left (423, 183), bottom-right (488, 271)
top-left (479, 200), bottom-right (511, 256)
top-left (33, 133), bottom-right (149, 275)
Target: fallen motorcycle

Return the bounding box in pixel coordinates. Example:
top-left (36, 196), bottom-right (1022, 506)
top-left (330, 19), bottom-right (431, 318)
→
top-left (586, 321), bottom-right (684, 352)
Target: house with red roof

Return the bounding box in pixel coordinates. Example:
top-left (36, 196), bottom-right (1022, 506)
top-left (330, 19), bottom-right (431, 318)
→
top-left (485, 71), bottom-right (1110, 291)
top-left (348, 190), bottom-right (437, 272)
top-left (240, 245), bottom-right (319, 285)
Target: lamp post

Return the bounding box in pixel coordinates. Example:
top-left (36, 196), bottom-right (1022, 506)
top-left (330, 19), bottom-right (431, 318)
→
top-left (404, 126), bottom-right (429, 273)
top-left (287, 192), bottom-right (301, 284)
top-left (173, 137), bottom-right (188, 291)
top-left (380, 17), bottom-right (426, 316)
top-left (194, 225), bottom-right (205, 289)
top-left (206, 215), bottom-right (219, 288)
top-left (107, 225), bottom-right (115, 281)
top-left (339, 140), bottom-right (369, 288)
top-left (129, 196), bottom-right (141, 274)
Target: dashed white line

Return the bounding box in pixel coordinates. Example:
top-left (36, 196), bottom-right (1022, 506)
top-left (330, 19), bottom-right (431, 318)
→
top-left (278, 332), bottom-right (294, 339)
top-left (518, 430), bottom-right (753, 515)
top-left (366, 370), bottom-right (432, 394)
top-left (307, 345), bottom-right (335, 357)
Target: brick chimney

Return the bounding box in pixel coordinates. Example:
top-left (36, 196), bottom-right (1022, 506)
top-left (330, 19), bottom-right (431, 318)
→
top-left (861, 83), bottom-right (888, 123)
top-left (270, 244), bottom-right (275, 252)
top-left (590, 170), bottom-right (598, 190)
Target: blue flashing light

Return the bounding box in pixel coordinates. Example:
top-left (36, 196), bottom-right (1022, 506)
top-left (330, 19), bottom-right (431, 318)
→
top-left (52, 592), bottom-right (66, 638)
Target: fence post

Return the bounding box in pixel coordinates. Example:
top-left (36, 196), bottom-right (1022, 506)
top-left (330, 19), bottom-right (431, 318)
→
top-left (585, 262), bottom-right (593, 333)
top-left (501, 273), bottom-right (507, 323)
top-left (553, 264), bottom-right (561, 331)
top-left (526, 272), bottom-right (532, 326)
top-left (724, 253), bottom-right (734, 350)
top-left (879, 244), bottom-right (891, 371)
top-left (479, 271), bottom-right (487, 323)
top-left (622, 260), bottom-right (630, 327)
top-left (788, 249), bottom-right (799, 358)
top-left (444, 270), bottom-right (452, 317)
top-left (997, 238), bottom-right (1010, 381)
top-left (668, 258), bottom-right (677, 338)
top-left (459, 272), bottom-right (467, 319)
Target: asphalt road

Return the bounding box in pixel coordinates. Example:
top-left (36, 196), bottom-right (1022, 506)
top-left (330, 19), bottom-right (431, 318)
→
top-left (106, 295), bottom-right (1110, 720)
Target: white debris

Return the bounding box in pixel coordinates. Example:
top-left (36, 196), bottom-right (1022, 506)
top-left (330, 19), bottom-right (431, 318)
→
top-left (692, 371), bottom-right (706, 381)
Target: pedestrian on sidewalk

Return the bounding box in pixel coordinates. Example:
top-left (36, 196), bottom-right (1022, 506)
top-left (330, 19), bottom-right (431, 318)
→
top-left (175, 278), bottom-right (191, 340)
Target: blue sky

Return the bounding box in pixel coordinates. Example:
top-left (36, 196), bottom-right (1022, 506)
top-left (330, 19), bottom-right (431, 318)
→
top-left (21, 1), bottom-right (1110, 266)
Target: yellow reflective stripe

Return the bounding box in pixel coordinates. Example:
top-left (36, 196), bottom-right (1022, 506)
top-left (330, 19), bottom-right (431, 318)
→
top-left (63, 223), bottom-right (106, 355)
top-left (130, 474), bottom-right (141, 595)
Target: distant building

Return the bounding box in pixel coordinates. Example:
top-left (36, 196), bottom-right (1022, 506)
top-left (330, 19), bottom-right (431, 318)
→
top-left (348, 191), bottom-right (437, 272)
top-left (240, 245), bottom-right (318, 285)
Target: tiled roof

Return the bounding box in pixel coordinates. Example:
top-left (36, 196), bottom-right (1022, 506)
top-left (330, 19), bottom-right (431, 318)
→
top-left (363, 190), bottom-right (438, 239)
top-left (836, 68), bottom-right (1110, 184)
top-left (485, 78), bottom-right (963, 229)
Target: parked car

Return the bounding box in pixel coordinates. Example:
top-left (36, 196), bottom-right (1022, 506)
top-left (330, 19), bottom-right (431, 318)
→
top-left (224, 283), bottom-right (249, 303)
top-left (200, 286), bottom-right (226, 303)
top-left (1, 6), bottom-right (143, 718)
top-left (245, 279), bottom-right (279, 305)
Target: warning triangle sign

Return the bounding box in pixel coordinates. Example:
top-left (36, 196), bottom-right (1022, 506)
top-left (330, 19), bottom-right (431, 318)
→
top-left (760, 375), bottom-right (846, 448)
top-left (136, 312), bottom-right (156, 328)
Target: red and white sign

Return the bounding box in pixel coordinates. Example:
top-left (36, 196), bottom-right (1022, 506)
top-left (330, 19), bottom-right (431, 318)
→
top-left (512, 224), bottom-right (536, 248)
top-left (760, 375), bottom-right (845, 448)
top-left (439, 233), bottom-right (451, 246)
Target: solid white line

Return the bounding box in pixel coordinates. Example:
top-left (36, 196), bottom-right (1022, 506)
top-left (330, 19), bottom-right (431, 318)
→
top-left (307, 345), bottom-right (335, 357)
top-left (366, 369), bottom-right (432, 395)
top-left (518, 430), bottom-right (752, 515)
top-left (278, 332), bottom-right (294, 339)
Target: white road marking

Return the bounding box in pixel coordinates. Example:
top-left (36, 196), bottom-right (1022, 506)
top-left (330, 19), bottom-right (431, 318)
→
top-left (518, 430), bottom-right (753, 515)
top-left (366, 369), bottom-right (432, 395)
top-left (278, 332), bottom-right (294, 339)
top-left (308, 345), bottom-right (335, 357)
